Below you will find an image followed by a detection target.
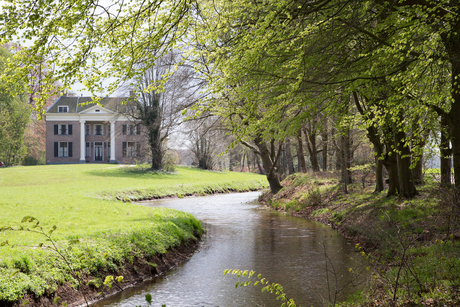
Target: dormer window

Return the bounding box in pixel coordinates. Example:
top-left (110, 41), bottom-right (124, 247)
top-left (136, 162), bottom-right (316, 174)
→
top-left (58, 106), bottom-right (69, 113)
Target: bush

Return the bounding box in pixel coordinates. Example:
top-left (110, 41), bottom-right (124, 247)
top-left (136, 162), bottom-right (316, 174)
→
top-left (163, 151), bottom-right (177, 172)
top-left (306, 188), bottom-right (322, 206)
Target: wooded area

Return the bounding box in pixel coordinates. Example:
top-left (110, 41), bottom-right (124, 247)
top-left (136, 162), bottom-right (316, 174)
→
top-left (0, 0), bottom-right (458, 198)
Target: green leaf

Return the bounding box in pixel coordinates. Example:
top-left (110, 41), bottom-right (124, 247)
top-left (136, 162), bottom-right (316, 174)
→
top-left (145, 293), bottom-right (152, 304)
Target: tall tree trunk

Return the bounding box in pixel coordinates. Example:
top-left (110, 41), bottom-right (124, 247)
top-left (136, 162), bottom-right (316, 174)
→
top-left (296, 129), bottom-right (307, 173)
top-left (412, 155), bottom-right (424, 185)
top-left (375, 157), bottom-right (384, 192)
top-left (449, 83), bottom-right (460, 189)
top-left (342, 134), bottom-right (349, 193)
top-left (280, 142), bottom-right (287, 179)
top-left (285, 137), bottom-right (295, 175)
top-left (440, 114), bottom-right (452, 186)
top-left (352, 91), bottom-right (384, 192)
top-left (440, 31), bottom-right (460, 189)
top-left (382, 123), bottom-right (400, 197)
top-left (247, 153), bottom-right (251, 172)
top-left (255, 136), bottom-right (282, 194)
top-left (256, 155), bottom-right (264, 174)
top-left (411, 123), bottom-right (430, 185)
top-left (149, 127), bottom-right (162, 170)
top-left (305, 121), bottom-right (320, 172)
top-left (322, 119), bottom-right (328, 172)
top-left (394, 128), bottom-right (417, 198)
top-left (384, 157), bottom-right (399, 197)
top-left (229, 152), bottom-right (234, 171)
top-left (340, 131), bottom-right (353, 185)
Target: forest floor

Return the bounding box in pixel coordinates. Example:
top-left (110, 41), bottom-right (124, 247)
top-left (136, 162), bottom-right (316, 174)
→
top-left (260, 172), bottom-right (460, 306)
top-left (0, 164), bottom-right (268, 306)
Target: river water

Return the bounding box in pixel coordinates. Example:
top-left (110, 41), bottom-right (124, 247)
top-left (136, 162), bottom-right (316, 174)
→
top-left (92, 192), bottom-right (365, 307)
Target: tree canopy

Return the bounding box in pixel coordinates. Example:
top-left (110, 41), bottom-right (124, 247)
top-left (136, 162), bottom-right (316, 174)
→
top-left (1, 0), bottom-right (459, 193)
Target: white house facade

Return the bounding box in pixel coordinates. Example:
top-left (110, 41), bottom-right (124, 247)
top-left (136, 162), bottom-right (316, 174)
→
top-left (45, 95), bottom-right (146, 164)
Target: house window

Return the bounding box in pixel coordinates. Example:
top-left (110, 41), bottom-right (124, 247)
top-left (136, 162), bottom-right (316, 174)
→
top-left (94, 124), bottom-right (103, 136)
top-left (59, 142), bottom-right (68, 157)
top-left (107, 124), bottom-right (111, 136)
top-left (54, 141), bottom-right (72, 158)
top-left (85, 124), bottom-right (90, 136)
top-left (122, 142), bottom-right (137, 157)
top-left (58, 106), bottom-right (69, 113)
top-left (86, 142), bottom-right (90, 158)
top-left (54, 124), bottom-right (72, 135)
top-left (59, 124), bottom-right (67, 135)
top-left (95, 109), bottom-right (100, 112)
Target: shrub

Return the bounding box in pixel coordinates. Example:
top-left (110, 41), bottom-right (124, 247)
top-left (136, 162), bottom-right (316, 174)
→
top-left (307, 188), bottom-right (322, 206)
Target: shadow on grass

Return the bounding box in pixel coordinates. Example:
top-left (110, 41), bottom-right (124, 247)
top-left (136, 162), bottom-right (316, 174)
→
top-left (84, 167), bottom-right (179, 179)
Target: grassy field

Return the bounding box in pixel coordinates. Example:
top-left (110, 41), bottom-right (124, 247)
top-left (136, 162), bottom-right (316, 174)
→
top-left (0, 164), bottom-right (268, 303)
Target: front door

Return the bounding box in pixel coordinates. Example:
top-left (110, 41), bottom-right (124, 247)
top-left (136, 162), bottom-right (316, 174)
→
top-left (94, 142), bottom-right (103, 161)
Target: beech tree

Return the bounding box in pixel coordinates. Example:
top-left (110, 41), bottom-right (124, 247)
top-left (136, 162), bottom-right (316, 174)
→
top-left (2, 0), bottom-right (458, 195)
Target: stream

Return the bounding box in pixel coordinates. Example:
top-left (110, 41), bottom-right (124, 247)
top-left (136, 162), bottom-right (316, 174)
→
top-left (92, 191), bottom-right (365, 307)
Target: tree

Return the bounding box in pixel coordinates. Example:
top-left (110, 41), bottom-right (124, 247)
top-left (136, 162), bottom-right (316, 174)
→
top-left (4, 0), bottom-right (459, 195)
top-left (127, 53), bottom-right (196, 170)
top-left (0, 0), bottom-right (194, 111)
top-left (188, 118), bottom-right (220, 170)
top-left (0, 47), bottom-right (30, 165)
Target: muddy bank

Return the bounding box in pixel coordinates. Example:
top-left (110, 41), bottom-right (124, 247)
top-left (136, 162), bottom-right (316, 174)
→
top-left (8, 236), bottom-right (201, 307)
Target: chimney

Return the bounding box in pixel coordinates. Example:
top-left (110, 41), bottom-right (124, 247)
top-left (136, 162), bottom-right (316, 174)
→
top-left (129, 90), bottom-right (134, 97)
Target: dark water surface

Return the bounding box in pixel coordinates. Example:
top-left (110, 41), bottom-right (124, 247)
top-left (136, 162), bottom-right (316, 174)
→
top-left (92, 192), bottom-right (365, 307)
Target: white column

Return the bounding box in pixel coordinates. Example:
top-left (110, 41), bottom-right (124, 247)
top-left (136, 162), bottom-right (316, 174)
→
top-left (110, 120), bottom-right (116, 163)
top-left (79, 120), bottom-right (86, 163)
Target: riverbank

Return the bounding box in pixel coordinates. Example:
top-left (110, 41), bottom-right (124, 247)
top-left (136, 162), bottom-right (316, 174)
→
top-left (0, 164), bottom-right (268, 306)
top-left (261, 172), bottom-right (460, 306)
top-left (12, 236), bottom-right (201, 307)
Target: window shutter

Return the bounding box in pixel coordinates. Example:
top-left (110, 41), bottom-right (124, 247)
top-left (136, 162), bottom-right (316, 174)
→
top-left (122, 142), bottom-right (127, 157)
top-left (136, 143), bottom-right (141, 156)
top-left (69, 142), bottom-right (73, 157)
top-left (54, 124), bottom-right (58, 135)
top-left (136, 124), bottom-right (140, 135)
top-left (122, 125), bottom-right (126, 135)
top-left (68, 125), bottom-right (72, 135)
top-left (54, 142), bottom-right (58, 157)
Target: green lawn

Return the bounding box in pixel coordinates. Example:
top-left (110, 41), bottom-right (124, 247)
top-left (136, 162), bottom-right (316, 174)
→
top-left (0, 164), bottom-right (268, 302)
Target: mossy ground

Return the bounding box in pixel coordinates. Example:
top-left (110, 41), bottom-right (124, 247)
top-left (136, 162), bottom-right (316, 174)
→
top-left (261, 172), bottom-right (460, 306)
top-left (0, 164), bottom-right (268, 305)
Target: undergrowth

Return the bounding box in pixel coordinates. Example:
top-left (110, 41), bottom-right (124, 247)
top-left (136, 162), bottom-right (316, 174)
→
top-left (262, 172), bottom-right (460, 306)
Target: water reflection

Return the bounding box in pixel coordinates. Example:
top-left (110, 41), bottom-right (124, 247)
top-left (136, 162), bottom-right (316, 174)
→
top-left (92, 192), bottom-right (365, 307)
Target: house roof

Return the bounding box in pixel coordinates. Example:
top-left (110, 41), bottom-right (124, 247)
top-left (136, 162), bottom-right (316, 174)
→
top-left (47, 96), bottom-right (135, 114)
